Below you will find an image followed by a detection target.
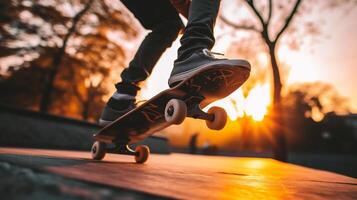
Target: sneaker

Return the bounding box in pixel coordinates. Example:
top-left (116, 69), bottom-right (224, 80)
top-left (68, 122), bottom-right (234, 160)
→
top-left (98, 83), bottom-right (140, 126)
top-left (168, 49), bottom-right (251, 87)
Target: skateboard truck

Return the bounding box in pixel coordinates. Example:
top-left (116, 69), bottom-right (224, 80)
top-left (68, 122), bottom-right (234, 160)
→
top-left (91, 140), bottom-right (150, 163)
top-left (184, 95), bottom-right (214, 121)
top-left (187, 104), bottom-right (215, 121)
top-left (107, 143), bottom-right (137, 156)
top-left (164, 96), bottom-right (227, 130)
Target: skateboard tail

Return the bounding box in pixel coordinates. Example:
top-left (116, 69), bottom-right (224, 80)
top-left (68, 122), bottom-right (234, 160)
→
top-left (197, 66), bottom-right (251, 108)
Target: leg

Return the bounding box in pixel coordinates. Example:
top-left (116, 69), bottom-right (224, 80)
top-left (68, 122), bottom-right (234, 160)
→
top-left (177, 0), bottom-right (220, 61)
top-left (168, 0), bottom-right (251, 86)
top-left (120, 0), bottom-right (184, 84)
top-left (99, 0), bottom-right (183, 125)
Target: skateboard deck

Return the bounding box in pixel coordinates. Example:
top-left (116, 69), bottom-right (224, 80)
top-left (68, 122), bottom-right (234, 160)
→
top-left (94, 64), bottom-right (250, 144)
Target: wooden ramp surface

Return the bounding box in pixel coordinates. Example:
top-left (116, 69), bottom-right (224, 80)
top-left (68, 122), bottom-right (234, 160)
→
top-left (0, 148), bottom-right (356, 199)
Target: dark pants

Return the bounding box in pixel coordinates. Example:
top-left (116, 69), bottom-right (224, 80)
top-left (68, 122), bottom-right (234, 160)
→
top-left (119, 0), bottom-right (220, 87)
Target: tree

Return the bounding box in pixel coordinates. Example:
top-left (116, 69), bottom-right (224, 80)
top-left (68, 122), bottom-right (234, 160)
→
top-left (0, 0), bottom-right (138, 120)
top-left (39, 0), bottom-right (95, 112)
top-left (283, 82), bottom-right (350, 152)
top-left (219, 0), bottom-right (355, 161)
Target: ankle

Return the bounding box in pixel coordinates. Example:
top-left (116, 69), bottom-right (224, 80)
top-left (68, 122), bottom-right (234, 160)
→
top-left (115, 82), bottom-right (140, 96)
top-left (107, 98), bottom-right (135, 111)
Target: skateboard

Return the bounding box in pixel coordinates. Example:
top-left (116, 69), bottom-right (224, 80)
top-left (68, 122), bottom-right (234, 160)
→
top-left (91, 62), bottom-right (250, 163)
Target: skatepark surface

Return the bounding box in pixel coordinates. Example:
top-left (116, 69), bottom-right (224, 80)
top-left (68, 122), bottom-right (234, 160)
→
top-left (0, 147), bottom-right (356, 199)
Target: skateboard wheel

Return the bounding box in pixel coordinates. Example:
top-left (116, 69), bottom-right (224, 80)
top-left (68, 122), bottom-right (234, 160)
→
top-left (206, 106), bottom-right (227, 130)
top-left (165, 99), bottom-right (187, 125)
top-left (91, 141), bottom-right (107, 160)
top-left (135, 145), bottom-right (150, 164)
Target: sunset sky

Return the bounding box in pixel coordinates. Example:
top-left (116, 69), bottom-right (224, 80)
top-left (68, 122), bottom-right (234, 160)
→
top-left (281, 6), bottom-right (357, 112)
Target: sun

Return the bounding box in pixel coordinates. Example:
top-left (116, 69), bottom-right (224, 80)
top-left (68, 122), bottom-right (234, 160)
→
top-left (244, 84), bottom-right (271, 121)
top-left (205, 84), bottom-right (270, 122)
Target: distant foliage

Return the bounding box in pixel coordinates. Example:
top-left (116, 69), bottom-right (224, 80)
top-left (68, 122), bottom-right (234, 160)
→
top-left (0, 0), bottom-right (139, 121)
top-left (282, 82), bottom-right (351, 152)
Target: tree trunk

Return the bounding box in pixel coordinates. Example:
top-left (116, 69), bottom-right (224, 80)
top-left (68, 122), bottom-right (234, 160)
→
top-left (268, 43), bottom-right (287, 162)
top-left (39, 46), bottom-right (66, 112)
top-left (39, 0), bottom-right (94, 112)
top-left (81, 85), bottom-right (93, 121)
top-left (82, 101), bottom-right (89, 121)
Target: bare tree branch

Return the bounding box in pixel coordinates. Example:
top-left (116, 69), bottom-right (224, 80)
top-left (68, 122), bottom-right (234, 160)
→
top-left (274, 0), bottom-right (303, 42)
top-left (245, 0), bottom-right (267, 27)
top-left (267, 0), bottom-right (273, 25)
top-left (220, 15), bottom-right (260, 32)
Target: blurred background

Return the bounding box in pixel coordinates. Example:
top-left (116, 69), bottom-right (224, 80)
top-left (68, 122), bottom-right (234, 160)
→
top-left (0, 0), bottom-right (356, 176)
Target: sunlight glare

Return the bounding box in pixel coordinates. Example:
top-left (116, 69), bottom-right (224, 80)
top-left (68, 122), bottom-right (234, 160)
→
top-left (205, 84), bottom-right (271, 122)
top-left (244, 84), bottom-right (271, 121)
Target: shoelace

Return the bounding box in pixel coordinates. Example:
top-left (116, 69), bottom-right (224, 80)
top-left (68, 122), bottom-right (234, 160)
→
top-left (203, 49), bottom-right (225, 58)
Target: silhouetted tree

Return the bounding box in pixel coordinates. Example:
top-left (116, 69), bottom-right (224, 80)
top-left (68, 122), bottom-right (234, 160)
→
top-left (283, 82), bottom-right (350, 152)
top-left (0, 0), bottom-right (138, 120)
top-left (39, 0), bottom-right (95, 112)
top-left (220, 0), bottom-right (356, 161)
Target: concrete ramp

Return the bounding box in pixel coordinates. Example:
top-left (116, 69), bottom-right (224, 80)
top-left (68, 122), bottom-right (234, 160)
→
top-left (0, 148), bottom-right (356, 199)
